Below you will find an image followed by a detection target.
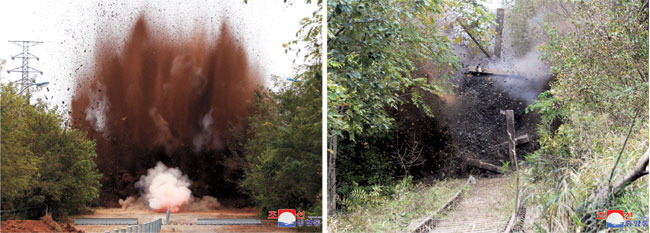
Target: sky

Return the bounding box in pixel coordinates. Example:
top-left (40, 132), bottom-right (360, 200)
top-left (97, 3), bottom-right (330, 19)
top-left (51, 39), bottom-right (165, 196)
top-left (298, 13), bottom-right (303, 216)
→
top-left (0, 0), bottom-right (317, 112)
top-left (482, 0), bottom-right (504, 11)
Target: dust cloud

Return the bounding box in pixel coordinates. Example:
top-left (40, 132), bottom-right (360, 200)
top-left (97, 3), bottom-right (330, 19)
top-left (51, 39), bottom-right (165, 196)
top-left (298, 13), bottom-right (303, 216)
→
top-left (135, 162), bottom-right (192, 212)
top-left (119, 162), bottom-right (221, 213)
top-left (71, 14), bottom-right (260, 206)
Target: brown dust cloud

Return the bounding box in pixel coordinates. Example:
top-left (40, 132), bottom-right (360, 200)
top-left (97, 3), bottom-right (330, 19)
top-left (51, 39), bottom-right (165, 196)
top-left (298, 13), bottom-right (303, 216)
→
top-left (71, 15), bottom-right (261, 207)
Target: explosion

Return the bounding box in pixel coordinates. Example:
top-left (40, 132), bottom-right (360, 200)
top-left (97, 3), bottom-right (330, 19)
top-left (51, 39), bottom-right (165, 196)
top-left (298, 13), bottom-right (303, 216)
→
top-left (71, 14), bottom-right (260, 206)
top-left (135, 162), bottom-right (191, 213)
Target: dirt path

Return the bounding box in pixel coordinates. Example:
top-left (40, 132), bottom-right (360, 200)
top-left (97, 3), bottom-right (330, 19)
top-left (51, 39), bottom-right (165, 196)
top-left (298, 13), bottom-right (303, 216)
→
top-left (431, 176), bottom-right (514, 233)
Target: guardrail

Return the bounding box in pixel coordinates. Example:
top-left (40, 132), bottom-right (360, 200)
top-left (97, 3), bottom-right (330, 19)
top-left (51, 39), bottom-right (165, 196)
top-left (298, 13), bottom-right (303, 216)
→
top-left (75, 218), bottom-right (138, 225)
top-left (102, 218), bottom-right (162, 233)
top-left (197, 218), bottom-right (262, 225)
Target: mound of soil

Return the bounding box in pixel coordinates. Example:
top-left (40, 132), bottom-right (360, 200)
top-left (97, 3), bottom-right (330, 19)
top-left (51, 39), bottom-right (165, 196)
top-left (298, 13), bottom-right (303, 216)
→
top-left (1, 219), bottom-right (82, 233)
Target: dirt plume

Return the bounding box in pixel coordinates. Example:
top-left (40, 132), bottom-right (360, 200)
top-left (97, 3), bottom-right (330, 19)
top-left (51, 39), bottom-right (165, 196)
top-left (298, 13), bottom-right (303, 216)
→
top-left (119, 195), bottom-right (221, 212)
top-left (71, 15), bottom-right (260, 206)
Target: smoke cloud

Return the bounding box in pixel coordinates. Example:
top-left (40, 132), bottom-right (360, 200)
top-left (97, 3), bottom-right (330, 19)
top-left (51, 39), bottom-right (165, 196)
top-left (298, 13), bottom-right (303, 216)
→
top-left (119, 162), bottom-right (222, 212)
top-left (484, 50), bottom-right (551, 104)
top-left (135, 162), bottom-right (192, 212)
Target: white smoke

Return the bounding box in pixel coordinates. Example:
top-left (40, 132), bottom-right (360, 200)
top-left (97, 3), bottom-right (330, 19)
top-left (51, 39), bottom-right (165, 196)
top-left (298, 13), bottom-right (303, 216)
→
top-left (192, 108), bottom-right (214, 151)
top-left (83, 82), bottom-right (109, 134)
top-left (485, 50), bottom-right (551, 103)
top-left (135, 162), bottom-right (192, 212)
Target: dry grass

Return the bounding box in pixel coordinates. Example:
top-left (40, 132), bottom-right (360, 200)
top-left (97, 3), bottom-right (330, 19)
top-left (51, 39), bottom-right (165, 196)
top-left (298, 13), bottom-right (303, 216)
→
top-left (329, 178), bottom-right (467, 232)
top-left (520, 109), bottom-right (649, 232)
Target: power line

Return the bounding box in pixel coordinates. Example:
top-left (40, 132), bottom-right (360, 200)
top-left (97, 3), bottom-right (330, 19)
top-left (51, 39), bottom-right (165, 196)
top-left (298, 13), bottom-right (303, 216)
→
top-left (7, 40), bottom-right (44, 91)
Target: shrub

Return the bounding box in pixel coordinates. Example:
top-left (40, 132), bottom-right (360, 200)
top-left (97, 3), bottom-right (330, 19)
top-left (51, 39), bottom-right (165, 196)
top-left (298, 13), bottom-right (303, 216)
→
top-left (1, 83), bottom-right (101, 219)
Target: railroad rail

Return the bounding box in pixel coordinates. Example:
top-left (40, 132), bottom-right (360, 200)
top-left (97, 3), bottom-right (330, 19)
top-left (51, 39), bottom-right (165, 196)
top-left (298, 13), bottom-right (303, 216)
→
top-left (409, 110), bottom-right (527, 233)
top-left (407, 176), bottom-right (476, 233)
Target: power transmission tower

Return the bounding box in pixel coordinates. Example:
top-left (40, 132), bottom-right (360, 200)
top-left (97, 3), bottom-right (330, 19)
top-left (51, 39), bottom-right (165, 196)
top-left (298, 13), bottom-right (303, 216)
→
top-left (7, 40), bottom-right (44, 91)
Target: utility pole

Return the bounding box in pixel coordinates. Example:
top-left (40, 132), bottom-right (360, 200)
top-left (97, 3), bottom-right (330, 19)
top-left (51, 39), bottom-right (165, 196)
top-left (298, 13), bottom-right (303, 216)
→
top-left (7, 40), bottom-right (44, 92)
top-left (495, 8), bottom-right (504, 59)
top-left (166, 206), bottom-right (170, 225)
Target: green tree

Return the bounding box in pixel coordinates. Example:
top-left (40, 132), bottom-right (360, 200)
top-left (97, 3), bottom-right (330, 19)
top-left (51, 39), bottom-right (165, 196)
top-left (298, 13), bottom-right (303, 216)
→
top-left (240, 1), bottom-right (322, 216)
top-left (327, 0), bottom-right (494, 213)
top-left (1, 80), bottom-right (102, 219)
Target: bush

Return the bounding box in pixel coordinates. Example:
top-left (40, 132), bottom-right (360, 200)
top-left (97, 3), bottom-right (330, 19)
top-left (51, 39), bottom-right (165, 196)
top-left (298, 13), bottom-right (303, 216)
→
top-left (240, 5), bottom-right (322, 214)
top-left (1, 83), bottom-right (102, 219)
top-left (240, 76), bottom-right (322, 214)
top-left (523, 0), bottom-right (648, 231)
top-left (335, 132), bottom-right (398, 206)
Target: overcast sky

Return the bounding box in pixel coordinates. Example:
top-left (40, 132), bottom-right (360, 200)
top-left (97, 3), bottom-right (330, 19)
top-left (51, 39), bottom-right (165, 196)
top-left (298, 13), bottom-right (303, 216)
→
top-left (0, 0), bottom-right (317, 112)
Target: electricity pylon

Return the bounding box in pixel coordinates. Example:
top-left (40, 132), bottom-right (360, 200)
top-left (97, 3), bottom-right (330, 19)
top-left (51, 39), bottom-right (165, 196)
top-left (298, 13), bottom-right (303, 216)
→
top-left (7, 40), bottom-right (44, 92)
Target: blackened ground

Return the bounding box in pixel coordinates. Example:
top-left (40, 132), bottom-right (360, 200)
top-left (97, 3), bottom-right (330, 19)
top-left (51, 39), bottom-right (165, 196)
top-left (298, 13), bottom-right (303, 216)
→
top-left (395, 74), bottom-right (544, 179)
top-left (444, 75), bottom-right (541, 165)
top-left (391, 94), bottom-right (459, 178)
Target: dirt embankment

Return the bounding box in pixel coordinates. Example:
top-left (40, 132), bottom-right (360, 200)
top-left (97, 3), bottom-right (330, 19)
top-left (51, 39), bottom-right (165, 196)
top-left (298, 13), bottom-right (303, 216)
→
top-left (2, 214), bottom-right (82, 233)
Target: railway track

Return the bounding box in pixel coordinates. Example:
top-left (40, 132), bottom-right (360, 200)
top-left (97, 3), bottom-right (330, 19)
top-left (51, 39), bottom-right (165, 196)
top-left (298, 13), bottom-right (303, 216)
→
top-left (409, 176), bottom-right (523, 233)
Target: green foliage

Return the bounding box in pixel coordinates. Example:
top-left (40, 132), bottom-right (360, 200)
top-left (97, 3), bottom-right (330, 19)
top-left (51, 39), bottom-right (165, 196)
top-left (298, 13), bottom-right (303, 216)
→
top-left (503, 0), bottom-right (577, 57)
top-left (330, 177), bottom-right (466, 232)
top-left (611, 185), bottom-right (649, 222)
top-left (523, 0), bottom-right (649, 231)
top-left (448, 0), bottom-right (497, 51)
top-left (539, 0), bottom-right (648, 119)
top-left (240, 78), bottom-right (322, 213)
top-left (501, 161), bottom-right (510, 173)
top-left (1, 82), bottom-right (102, 219)
top-left (240, 3), bottom-right (322, 215)
top-left (328, 0), bottom-right (495, 212)
top-left (503, 0), bottom-right (537, 57)
top-left (335, 133), bottom-right (398, 206)
top-left (529, 0), bottom-right (649, 181)
top-left (328, 0), bottom-right (462, 141)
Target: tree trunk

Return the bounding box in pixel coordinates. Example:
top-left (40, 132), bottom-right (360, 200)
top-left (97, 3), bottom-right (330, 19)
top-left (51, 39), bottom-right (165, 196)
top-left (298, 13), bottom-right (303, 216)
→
top-left (456, 18), bottom-right (495, 59)
top-left (327, 134), bottom-right (337, 216)
top-left (494, 8), bottom-right (504, 59)
top-left (466, 158), bottom-right (503, 173)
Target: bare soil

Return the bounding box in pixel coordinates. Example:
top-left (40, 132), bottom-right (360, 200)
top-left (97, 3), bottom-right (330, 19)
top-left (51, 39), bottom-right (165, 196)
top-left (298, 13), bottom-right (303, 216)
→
top-left (2, 219), bottom-right (82, 233)
top-left (68, 207), bottom-right (299, 232)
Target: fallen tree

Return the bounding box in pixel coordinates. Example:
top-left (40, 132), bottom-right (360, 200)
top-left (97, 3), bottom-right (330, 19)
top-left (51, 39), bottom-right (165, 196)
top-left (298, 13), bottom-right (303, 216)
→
top-left (466, 158), bottom-right (503, 174)
top-left (581, 148), bottom-right (649, 231)
top-left (595, 148), bottom-right (650, 202)
top-left (611, 149), bottom-right (649, 194)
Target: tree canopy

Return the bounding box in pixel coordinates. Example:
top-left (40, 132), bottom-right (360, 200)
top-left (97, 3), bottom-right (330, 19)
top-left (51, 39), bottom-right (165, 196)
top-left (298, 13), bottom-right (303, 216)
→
top-left (1, 80), bottom-right (102, 219)
top-left (240, 3), bottom-right (322, 216)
